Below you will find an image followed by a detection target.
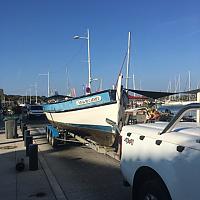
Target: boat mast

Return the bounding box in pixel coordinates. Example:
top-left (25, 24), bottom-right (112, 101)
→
top-left (188, 70), bottom-right (191, 101)
top-left (35, 82), bottom-right (38, 104)
top-left (178, 74), bottom-right (181, 100)
top-left (132, 74), bottom-right (136, 96)
top-left (100, 78), bottom-right (103, 91)
top-left (66, 67), bottom-right (70, 95)
top-left (126, 32), bottom-right (131, 90)
top-left (167, 80), bottom-right (172, 101)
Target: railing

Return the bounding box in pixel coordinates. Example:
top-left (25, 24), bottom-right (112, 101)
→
top-left (160, 103), bottom-right (200, 135)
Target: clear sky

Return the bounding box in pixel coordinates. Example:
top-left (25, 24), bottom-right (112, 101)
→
top-left (0, 0), bottom-right (200, 96)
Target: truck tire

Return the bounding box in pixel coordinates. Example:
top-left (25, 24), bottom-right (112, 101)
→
top-left (138, 179), bottom-right (171, 200)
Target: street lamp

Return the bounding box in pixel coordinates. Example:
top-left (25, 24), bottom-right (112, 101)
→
top-left (39, 72), bottom-right (50, 97)
top-left (73, 29), bottom-right (92, 91)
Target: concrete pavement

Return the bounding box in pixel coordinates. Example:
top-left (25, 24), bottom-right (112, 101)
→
top-left (31, 128), bottom-right (131, 200)
top-left (0, 126), bottom-right (56, 200)
top-left (0, 119), bottom-right (131, 200)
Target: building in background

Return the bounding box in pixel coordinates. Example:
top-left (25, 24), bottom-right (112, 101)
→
top-left (0, 89), bottom-right (5, 104)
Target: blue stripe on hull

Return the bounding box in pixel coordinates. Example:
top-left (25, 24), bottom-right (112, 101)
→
top-left (43, 90), bottom-right (116, 112)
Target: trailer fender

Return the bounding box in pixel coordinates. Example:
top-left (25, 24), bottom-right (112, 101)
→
top-left (47, 125), bottom-right (59, 138)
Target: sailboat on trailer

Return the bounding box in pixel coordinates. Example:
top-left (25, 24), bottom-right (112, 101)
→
top-left (43, 30), bottom-right (129, 146)
top-left (43, 74), bottom-right (126, 146)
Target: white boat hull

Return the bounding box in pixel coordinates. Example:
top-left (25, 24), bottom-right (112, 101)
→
top-left (45, 102), bottom-right (121, 146)
top-left (43, 75), bottom-right (125, 146)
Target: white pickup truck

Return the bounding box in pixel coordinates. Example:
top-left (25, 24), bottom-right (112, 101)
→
top-left (120, 103), bottom-right (200, 200)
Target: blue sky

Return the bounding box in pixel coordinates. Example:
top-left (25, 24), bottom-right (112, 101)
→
top-left (0, 0), bottom-right (200, 96)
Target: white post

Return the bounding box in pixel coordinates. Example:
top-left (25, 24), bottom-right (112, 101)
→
top-left (126, 32), bottom-right (131, 89)
top-left (197, 92), bottom-right (200, 123)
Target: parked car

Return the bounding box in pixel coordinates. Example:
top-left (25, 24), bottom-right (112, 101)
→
top-left (27, 105), bottom-right (44, 119)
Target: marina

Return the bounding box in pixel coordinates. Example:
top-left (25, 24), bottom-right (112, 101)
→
top-left (1, 32), bottom-right (200, 198)
top-left (1, 1), bottom-right (200, 199)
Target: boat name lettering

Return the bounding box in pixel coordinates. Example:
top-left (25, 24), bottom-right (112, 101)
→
top-left (76, 96), bottom-right (102, 105)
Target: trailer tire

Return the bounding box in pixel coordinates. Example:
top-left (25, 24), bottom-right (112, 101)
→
top-left (51, 137), bottom-right (57, 148)
top-left (46, 129), bottom-right (49, 142)
top-left (49, 131), bottom-right (52, 144)
top-left (138, 179), bottom-right (171, 200)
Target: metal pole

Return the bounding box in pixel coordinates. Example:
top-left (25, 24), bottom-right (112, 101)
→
top-left (188, 70), bottom-right (191, 101)
top-left (169, 80), bottom-right (172, 101)
top-left (100, 79), bottom-right (103, 91)
top-left (178, 74), bottom-right (181, 100)
top-left (29, 88), bottom-right (31, 104)
top-left (29, 144), bottom-right (38, 170)
top-left (66, 67), bottom-right (69, 95)
top-left (26, 91), bottom-right (28, 103)
top-left (126, 32), bottom-right (131, 90)
top-left (48, 72), bottom-right (50, 97)
top-left (22, 124), bottom-right (27, 141)
top-left (132, 74), bottom-right (136, 96)
top-left (39, 73), bottom-right (50, 97)
top-left (73, 30), bottom-right (91, 92)
top-left (160, 103), bottom-right (200, 134)
top-left (35, 83), bottom-right (38, 103)
top-left (87, 29), bottom-right (91, 90)
top-left (24, 130), bottom-right (30, 146)
top-left (197, 92), bottom-right (200, 123)
top-left (26, 135), bottom-right (33, 156)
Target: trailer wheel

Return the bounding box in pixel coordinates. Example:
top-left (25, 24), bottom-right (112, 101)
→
top-left (49, 131), bottom-right (52, 144)
top-left (51, 137), bottom-right (57, 148)
top-left (46, 129), bottom-right (49, 142)
top-left (138, 179), bottom-right (171, 200)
